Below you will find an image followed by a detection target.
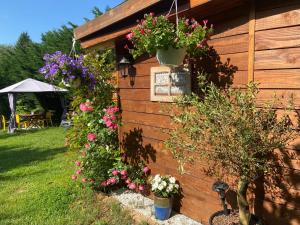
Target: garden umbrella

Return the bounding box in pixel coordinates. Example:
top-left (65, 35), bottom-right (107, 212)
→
top-left (0, 78), bottom-right (68, 133)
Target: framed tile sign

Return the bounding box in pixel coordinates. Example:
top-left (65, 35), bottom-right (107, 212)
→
top-left (150, 66), bottom-right (191, 102)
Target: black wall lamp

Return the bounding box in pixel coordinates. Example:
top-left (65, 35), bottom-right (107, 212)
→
top-left (119, 57), bottom-right (131, 78)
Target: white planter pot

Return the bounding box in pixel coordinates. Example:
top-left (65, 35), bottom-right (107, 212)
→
top-left (156, 48), bottom-right (186, 66)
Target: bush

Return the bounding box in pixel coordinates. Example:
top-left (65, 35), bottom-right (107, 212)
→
top-left (166, 81), bottom-right (296, 225)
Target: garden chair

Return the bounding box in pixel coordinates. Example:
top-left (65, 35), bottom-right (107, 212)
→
top-left (41, 111), bottom-right (53, 127)
top-left (1, 115), bottom-right (8, 131)
top-left (16, 114), bottom-right (28, 129)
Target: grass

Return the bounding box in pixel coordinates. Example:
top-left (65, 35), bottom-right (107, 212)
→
top-left (0, 128), bottom-right (144, 225)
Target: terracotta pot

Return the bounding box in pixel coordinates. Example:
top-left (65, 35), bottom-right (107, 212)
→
top-left (153, 195), bottom-right (173, 220)
top-left (156, 47), bottom-right (186, 66)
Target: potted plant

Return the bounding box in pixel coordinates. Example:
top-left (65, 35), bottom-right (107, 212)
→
top-left (39, 51), bottom-right (96, 89)
top-left (151, 174), bottom-right (180, 220)
top-left (165, 81), bottom-right (296, 225)
top-left (126, 13), bottom-right (213, 66)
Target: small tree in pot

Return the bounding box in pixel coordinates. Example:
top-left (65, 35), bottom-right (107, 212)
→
top-left (165, 81), bottom-right (296, 225)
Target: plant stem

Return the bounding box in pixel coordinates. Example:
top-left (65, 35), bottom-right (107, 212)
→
top-left (237, 179), bottom-right (251, 225)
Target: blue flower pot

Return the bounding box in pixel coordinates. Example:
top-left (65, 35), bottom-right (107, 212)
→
top-left (154, 195), bottom-right (173, 220)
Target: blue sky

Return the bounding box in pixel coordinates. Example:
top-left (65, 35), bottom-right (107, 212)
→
top-left (0, 0), bottom-right (124, 45)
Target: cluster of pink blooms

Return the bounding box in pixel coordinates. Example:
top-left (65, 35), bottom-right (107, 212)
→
top-left (102, 106), bottom-right (119, 130)
top-left (101, 166), bottom-right (150, 193)
top-left (71, 160), bottom-right (95, 184)
top-left (87, 133), bottom-right (97, 141)
top-left (80, 101), bottom-right (94, 112)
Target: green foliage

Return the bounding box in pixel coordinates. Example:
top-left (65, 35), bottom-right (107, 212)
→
top-left (16, 93), bottom-right (43, 114)
top-left (0, 128), bottom-right (144, 225)
top-left (128, 14), bottom-right (213, 58)
top-left (166, 80), bottom-right (296, 224)
top-left (66, 50), bottom-right (120, 188)
top-left (166, 81), bottom-right (295, 182)
top-left (0, 25), bottom-right (78, 117)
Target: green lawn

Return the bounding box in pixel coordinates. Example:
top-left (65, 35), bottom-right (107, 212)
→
top-left (0, 128), bottom-right (141, 225)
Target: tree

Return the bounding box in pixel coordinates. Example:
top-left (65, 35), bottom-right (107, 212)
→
top-left (166, 82), bottom-right (296, 225)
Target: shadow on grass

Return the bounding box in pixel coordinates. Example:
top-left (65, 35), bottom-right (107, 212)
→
top-left (0, 145), bottom-right (67, 175)
top-left (0, 128), bottom-right (49, 140)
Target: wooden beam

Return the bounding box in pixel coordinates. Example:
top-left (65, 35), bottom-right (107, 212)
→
top-left (248, 0), bottom-right (255, 83)
top-left (80, 26), bottom-right (133, 49)
top-left (190, 0), bottom-right (211, 8)
top-left (74, 0), bottom-right (160, 40)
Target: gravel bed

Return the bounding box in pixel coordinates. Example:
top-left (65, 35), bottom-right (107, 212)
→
top-left (212, 211), bottom-right (239, 225)
top-left (110, 189), bottom-right (203, 225)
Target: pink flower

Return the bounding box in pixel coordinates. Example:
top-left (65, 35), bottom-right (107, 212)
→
top-left (90, 178), bottom-right (95, 183)
top-left (140, 29), bottom-right (145, 35)
top-left (138, 185), bottom-right (145, 191)
top-left (143, 166), bottom-right (150, 174)
top-left (76, 170), bottom-right (82, 175)
top-left (109, 177), bottom-right (117, 184)
top-left (82, 178), bottom-right (87, 183)
top-left (125, 32), bottom-right (134, 40)
top-left (121, 175), bottom-right (127, 180)
top-left (101, 181), bottom-right (108, 186)
top-left (124, 44), bottom-right (129, 49)
top-left (75, 161), bottom-right (81, 167)
top-left (203, 19), bottom-right (208, 26)
top-left (120, 170), bottom-right (127, 176)
top-left (128, 182), bottom-right (136, 190)
top-left (149, 12), bottom-right (155, 17)
top-left (85, 143), bottom-right (91, 149)
top-left (87, 133), bottom-right (97, 141)
top-left (112, 170), bottom-right (119, 176)
top-left (185, 18), bottom-right (190, 26)
top-left (126, 178), bottom-right (131, 184)
top-left (71, 175), bottom-right (77, 180)
top-left (197, 43), bottom-right (203, 49)
top-left (80, 103), bottom-right (88, 112)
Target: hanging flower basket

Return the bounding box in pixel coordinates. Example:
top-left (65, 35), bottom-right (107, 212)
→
top-left (39, 51), bottom-right (96, 90)
top-left (156, 47), bottom-right (186, 66)
top-left (125, 13), bottom-right (213, 63)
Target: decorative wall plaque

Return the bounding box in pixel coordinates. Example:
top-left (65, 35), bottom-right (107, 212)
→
top-left (150, 66), bottom-right (191, 102)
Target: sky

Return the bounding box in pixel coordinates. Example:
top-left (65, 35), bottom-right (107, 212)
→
top-left (0, 0), bottom-right (124, 45)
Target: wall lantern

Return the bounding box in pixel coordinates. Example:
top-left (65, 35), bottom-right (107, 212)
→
top-left (212, 181), bottom-right (229, 215)
top-left (119, 57), bottom-right (131, 78)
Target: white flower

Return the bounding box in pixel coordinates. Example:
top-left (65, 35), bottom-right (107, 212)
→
top-left (161, 181), bottom-right (167, 188)
top-left (174, 184), bottom-right (179, 190)
top-left (169, 177), bottom-right (176, 184)
top-left (158, 184), bottom-right (164, 190)
top-left (167, 184), bottom-right (174, 192)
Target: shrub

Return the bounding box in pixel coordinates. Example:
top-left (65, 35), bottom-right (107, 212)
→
top-left (166, 81), bottom-right (296, 225)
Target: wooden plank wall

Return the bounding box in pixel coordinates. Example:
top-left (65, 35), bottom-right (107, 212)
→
top-left (117, 1), bottom-right (300, 224)
top-left (252, 1), bottom-right (300, 224)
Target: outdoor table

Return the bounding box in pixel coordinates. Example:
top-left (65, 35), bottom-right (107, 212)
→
top-left (19, 114), bottom-right (44, 129)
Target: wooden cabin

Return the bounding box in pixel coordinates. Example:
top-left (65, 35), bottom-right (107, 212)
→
top-left (75, 0), bottom-right (300, 224)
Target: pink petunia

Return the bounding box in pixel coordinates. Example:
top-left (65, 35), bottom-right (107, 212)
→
top-left (143, 166), bottom-right (150, 174)
top-left (82, 178), bottom-right (87, 183)
top-left (87, 133), bottom-right (97, 141)
top-left (124, 44), bottom-right (129, 49)
top-left (128, 182), bottom-right (136, 190)
top-left (85, 143), bottom-right (91, 149)
top-left (121, 175), bottom-right (127, 180)
top-left (71, 175), bottom-right (77, 180)
top-left (112, 170), bottom-right (119, 176)
top-left (203, 19), bottom-right (208, 26)
top-left (75, 161), bottom-right (81, 167)
top-left (76, 170), bottom-right (82, 175)
top-left (125, 32), bottom-right (134, 40)
top-left (149, 12), bottom-right (155, 17)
